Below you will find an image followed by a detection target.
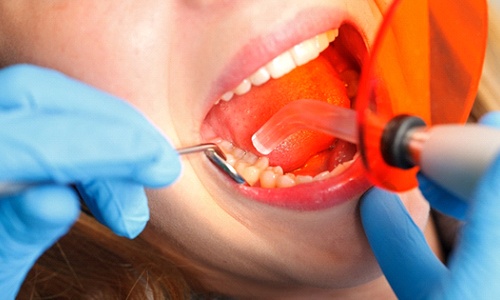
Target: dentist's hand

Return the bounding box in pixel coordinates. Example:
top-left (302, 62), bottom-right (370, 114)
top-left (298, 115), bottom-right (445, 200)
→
top-left (0, 64), bottom-right (181, 299)
top-left (360, 112), bottom-right (500, 300)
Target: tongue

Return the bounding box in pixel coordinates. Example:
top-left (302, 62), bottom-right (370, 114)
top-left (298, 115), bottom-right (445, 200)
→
top-left (205, 54), bottom-right (351, 173)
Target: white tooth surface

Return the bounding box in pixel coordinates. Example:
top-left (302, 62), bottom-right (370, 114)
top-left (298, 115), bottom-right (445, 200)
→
top-left (255, 157), bottom-right (269, 170)
top-left (217, 29), bottom-right (340, 104)
top-left (326, 29), bottom-right (339, 42)
top-left (242, 166), bottom-right (261, 186)
top-left (315, 34), bottom-right (330, 53)
top-left (260, 169), bottom-right (278, 188)
top-left (329, 163), bottom-right (345, 177)
top-left (234, 79), bottom-right (252, 95)
top-left (266, 51), bottom-right (296, 79)
top-left (273, 166), bottom-right (284, 176)
top-left (313, 171), bottom-right (330, 181)
top-left (225, 153), bottom-right (237, 165)
top-left (221, 91), bottom-right (234, 101)
top-left (277, 174), bottom-right (296, 188)
top-left (291, 38), bottom-right (319, 66)
top-left (296, 175), bottom-right (313, 184)
top-left (234, 160), bottom-right (249, 175)
top-left (249, 67), bottom-right (271, 86)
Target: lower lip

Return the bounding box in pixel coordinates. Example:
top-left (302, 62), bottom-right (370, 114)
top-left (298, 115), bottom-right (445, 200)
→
top-left (234, 158), bottom-right (371, 210)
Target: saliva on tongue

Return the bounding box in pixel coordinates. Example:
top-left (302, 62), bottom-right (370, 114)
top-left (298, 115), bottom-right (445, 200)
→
top-left (205, 52), bottom-right (357, 177)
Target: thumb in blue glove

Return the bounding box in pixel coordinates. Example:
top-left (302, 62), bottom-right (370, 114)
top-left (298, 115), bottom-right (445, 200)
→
top-left (0, 64), bottom-right (182, 237)
top-left (360, 153), bottom-right (500, 299)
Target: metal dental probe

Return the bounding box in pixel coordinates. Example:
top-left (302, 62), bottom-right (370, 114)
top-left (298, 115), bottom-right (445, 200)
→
top-left (177, 143), bottom-right (247, 185)
top-left (0, 143), bottom-right (247, 196)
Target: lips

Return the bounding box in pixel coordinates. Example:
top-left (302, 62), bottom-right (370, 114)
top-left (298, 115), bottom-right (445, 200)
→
top-left (202, 24), bottom-right (371, 209)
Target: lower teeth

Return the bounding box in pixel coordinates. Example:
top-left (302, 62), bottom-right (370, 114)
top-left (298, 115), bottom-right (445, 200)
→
top-left (214, 138), bottom-right (355, 188)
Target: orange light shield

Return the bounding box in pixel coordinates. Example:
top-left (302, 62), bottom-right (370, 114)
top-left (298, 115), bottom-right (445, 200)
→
top-left (356, 0), bottom-right (488, 191)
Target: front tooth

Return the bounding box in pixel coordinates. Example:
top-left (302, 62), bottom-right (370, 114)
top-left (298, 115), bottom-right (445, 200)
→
top-left (249, 67), bottom-right (271, 86)
top-left (291, 38), bottom-right (319, 66)
top-left (266, 51), bottom-right (296, 79)
top-left (234, 79), bottom-right (251, 95)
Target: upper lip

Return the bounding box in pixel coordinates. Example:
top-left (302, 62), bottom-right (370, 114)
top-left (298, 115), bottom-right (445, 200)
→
top-left (199, 6), bottom-right (372, 210)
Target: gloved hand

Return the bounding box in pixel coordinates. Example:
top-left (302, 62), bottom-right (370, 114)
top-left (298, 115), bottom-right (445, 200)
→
top-left (0, 64), bottom-right (182, 299)
top-left (360, 112), bottom-right (500, 299)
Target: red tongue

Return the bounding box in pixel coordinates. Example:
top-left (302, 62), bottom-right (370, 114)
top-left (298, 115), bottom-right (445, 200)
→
top-left (205, 54), bottom-right (350, 173)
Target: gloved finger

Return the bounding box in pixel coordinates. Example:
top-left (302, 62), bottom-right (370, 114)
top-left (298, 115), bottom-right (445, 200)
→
top-left (417, 173), bottom-right (468, 220)
top-left (0, 64), bottom-right (181, 187)
top-left (0, 111), bottom-right (181, 186)
top-left (0, 185), bottom-right (80, 299)
top-left (442, 154), bottom-right (500, 299)
top-left (360, 188), bottom-right (448, 300)
top-left (76, 180), bottom-right (149, 238)
top-left (478, 111), bottom-right (500, 127)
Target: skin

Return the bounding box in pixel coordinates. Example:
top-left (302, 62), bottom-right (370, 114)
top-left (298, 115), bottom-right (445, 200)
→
top-left (0, 0), bottom-right (439, 298)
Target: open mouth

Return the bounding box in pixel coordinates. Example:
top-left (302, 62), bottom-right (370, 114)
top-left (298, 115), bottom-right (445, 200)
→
top-left (202, 24), bottom-right (371, 209)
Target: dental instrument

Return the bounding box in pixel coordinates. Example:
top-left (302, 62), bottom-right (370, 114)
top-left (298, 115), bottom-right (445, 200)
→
top-left (177, 143), bottom-right (247, 185)
top-left (0, 143), bottom-right (246, 197)
top-left (251, 100), bottom-right (500, 201)
top-left (254, 0), bottom-right (488, 200)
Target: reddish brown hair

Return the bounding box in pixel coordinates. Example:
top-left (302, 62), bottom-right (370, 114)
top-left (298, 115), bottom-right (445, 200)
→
top-left (18, 213), bottom-right (192, 299)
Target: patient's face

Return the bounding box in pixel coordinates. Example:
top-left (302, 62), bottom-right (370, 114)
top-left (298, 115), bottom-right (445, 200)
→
top-left (0, 0), bottom-right (431, 297)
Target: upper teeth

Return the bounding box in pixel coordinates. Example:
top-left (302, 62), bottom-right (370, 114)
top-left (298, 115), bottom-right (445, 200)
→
top-left (218, 29), bottom-right (339, 104)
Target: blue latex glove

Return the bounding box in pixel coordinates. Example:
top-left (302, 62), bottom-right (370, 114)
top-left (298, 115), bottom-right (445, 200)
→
top-left (360, 112), bottom-right (500, 299)
top-left (0, 64), bottom-right (181, 299)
